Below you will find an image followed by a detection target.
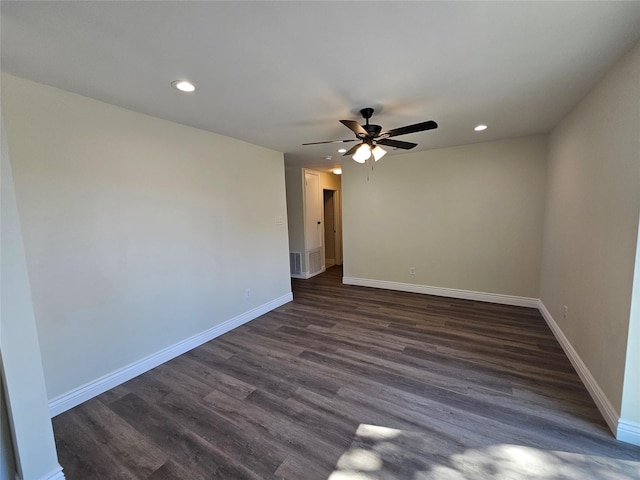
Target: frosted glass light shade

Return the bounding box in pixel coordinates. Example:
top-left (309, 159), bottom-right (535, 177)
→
top-left (352, 144), bottom-right (371, 163)
top-left (372, 145), bottom-right (387, 161)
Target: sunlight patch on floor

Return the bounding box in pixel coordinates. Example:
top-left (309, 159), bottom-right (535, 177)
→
top-left (327, 424), bottom-right (640, 480)
top-left (336, 448), bottom-right (384, 472)
top-left (356, 424), bottom-right (403, 440)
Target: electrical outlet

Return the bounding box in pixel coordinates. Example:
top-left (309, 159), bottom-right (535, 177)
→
top-left (409, 267), bottom-right (416, 275)
top-left (563, 305), bottom-right (568, 319)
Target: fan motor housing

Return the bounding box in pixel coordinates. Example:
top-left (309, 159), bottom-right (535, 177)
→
top-left (364, 124), bottom-right (382, 137)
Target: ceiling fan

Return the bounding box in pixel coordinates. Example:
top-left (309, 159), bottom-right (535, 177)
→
top-left (303, 107), bottom-right (438, 163)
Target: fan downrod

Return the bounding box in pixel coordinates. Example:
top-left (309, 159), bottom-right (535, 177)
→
top-left (360, 108), bottom-right (381, 137)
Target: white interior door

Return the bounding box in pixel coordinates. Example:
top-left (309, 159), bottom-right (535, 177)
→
top-left (305, 171), bottom-right (322, 251)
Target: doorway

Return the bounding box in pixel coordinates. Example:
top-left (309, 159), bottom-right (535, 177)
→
top-left (323, 189), bottom-right (341, 267)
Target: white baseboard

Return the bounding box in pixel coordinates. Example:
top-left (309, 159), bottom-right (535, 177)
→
top-left (15, 465), bottom-right (65, 480)
top-left (342, 277), bottom-right (538, 308)
top-left (43, 466), bottom-right (65, 480)
top-left (48, 293), bottom-right (293, 417)
top-left (537, 300), bottom-right (620, 437)
top-left (617, 419), bottom-right (640, 446)
top-left (290, 273), bottom-right (310, 279)
top-left (291, 267), bottom-right (326, 280)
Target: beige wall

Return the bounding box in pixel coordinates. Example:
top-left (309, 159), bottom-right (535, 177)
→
top-left (2, 74), bottom-right (291, 401)
top-left (540, 41), bottom-right (640, 422)
top-left (285, 168), bottom-right (305, 271)
top-left (317, 168), bottom-right (342, 192)
top-left (342, 135), bottom-right (547, 299)
top-left (1, 118), bottom-right (60, 479)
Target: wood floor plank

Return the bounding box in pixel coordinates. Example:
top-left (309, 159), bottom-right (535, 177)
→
top-left (203, 388), bottom-right (342, 475)
top-left (146, 459), bottom-right (194, 480)
top-left (53, 266), bottom-right (640, 479)
top-left (154, 392), bottom-right (284, 478)
top-left (168, 353), bottom-right (257, 400)
top-left (71, 400), bottom-right (166, 476)
top-left (52, 409), bottom-right (141, 479)
top-left (108, 392), bottom-right (261, 480)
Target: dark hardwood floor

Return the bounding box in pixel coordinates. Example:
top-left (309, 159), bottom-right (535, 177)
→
top-left (53, 266), bottom-right (640, 479)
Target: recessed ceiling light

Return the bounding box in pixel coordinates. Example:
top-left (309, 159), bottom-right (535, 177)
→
top-left (332, 168), bottom-right (342, 175)
top-left (474, 124), bottom-right (488, 131)
top-left (171, 80), bottom-right (195, 93)
top-left (338, 148), bottom-right (347, 153)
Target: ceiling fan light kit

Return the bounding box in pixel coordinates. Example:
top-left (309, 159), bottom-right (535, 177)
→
top-left (352, 144), bottom-right (372, 163)
top-left (303, 107), bottom-right (437, 166)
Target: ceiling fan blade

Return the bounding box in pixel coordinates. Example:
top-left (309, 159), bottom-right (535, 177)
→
top-left (343, 143), bottom-right (362, 156)
top-left (340, 119), bottom-right (368, 137)
top-left (377, 138), bottom-right (417, 150)
top-left (380, 120), bottom-right (438, 138)
top-left (302, 139), bottom-right (358, 146)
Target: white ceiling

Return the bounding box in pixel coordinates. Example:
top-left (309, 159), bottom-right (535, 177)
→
top-left (2, 1), bottom-right (640, 172)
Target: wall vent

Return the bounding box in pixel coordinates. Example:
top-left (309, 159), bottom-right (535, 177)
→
top-left (309, 248), bottom-right (322, 274)
top-left (290, 252), bottom-right (302, 275)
